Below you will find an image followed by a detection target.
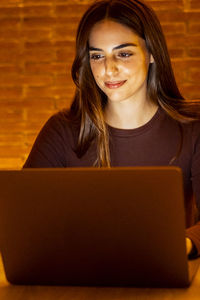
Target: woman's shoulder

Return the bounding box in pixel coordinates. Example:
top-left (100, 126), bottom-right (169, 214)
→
top-left (43, 109), bottom-right (79, 134)
top-left (46, 109), bottom-right (70, 126)
top-left (32, 109), bottom-right (80, 151)
top-left (160, 106), bottom-right (200, 132)
top-left (180, 117), bottom-right (200, 138)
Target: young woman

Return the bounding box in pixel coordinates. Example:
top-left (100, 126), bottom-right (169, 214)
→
top-left (23, 0), bottom-right (200, 258)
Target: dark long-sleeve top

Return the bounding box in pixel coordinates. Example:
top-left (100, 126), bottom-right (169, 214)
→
top-left (23, 106), bottom-right (200, 256)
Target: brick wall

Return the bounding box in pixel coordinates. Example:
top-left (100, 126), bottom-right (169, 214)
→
top-left (0, 0), bottom-right (199, 169)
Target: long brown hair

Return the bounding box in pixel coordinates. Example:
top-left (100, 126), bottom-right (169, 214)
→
top-left (68, 0), bottom-right (200, 166)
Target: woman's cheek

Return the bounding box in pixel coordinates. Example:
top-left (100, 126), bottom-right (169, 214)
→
top-left (91, 64), bottom-right (100, 78)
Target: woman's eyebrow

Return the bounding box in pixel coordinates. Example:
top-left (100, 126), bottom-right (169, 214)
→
top-left (89, 43), bottom-right (137, 51)
top-left (114, 43), bottom-right (137, 50)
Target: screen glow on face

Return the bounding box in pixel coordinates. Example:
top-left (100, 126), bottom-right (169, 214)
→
top-left (89, 20), bottom-right (153, 104)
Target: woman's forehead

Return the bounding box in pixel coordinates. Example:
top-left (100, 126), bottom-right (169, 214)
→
top-left (88, 20), bottom-right (146, 50)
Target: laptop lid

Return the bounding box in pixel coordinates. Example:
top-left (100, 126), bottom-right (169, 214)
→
top-left (0, 167), bottom-right (197, 287)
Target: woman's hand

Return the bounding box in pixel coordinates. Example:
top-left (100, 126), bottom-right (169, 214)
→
top-left (186, 237), bottom-right (193, 255)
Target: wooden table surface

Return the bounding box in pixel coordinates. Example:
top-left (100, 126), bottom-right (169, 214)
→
top-left (1, 255), bottom-right (200, 300)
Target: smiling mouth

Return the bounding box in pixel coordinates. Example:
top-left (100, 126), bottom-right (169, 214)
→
top-left (105, 80), bottom-right (127, 89)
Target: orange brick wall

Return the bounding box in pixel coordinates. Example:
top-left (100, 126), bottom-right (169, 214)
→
top-left (0, 0), bottom-right (200, 169)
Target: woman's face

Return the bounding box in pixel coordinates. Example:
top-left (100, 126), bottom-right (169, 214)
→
top-left (88, 20), bottom-right (153, 104)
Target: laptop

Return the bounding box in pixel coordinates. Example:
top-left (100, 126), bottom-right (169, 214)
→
top-left (0, 167), bottom-right (199, 287)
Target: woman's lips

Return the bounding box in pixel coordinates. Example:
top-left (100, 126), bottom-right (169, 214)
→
top-left (105, 80), bottom-right (127, 89)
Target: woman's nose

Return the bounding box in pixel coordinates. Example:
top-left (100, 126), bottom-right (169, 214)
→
top-left (105, 57), bottom-right (119, 76)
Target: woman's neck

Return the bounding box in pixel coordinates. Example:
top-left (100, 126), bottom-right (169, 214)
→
top-left (104, 99), bottom-right (159, 129)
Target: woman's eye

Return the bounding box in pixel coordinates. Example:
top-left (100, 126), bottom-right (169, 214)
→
top-left (118, 52), bottom-right (133, 58)
top-left (90, 54), bottom-right (104, 60)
